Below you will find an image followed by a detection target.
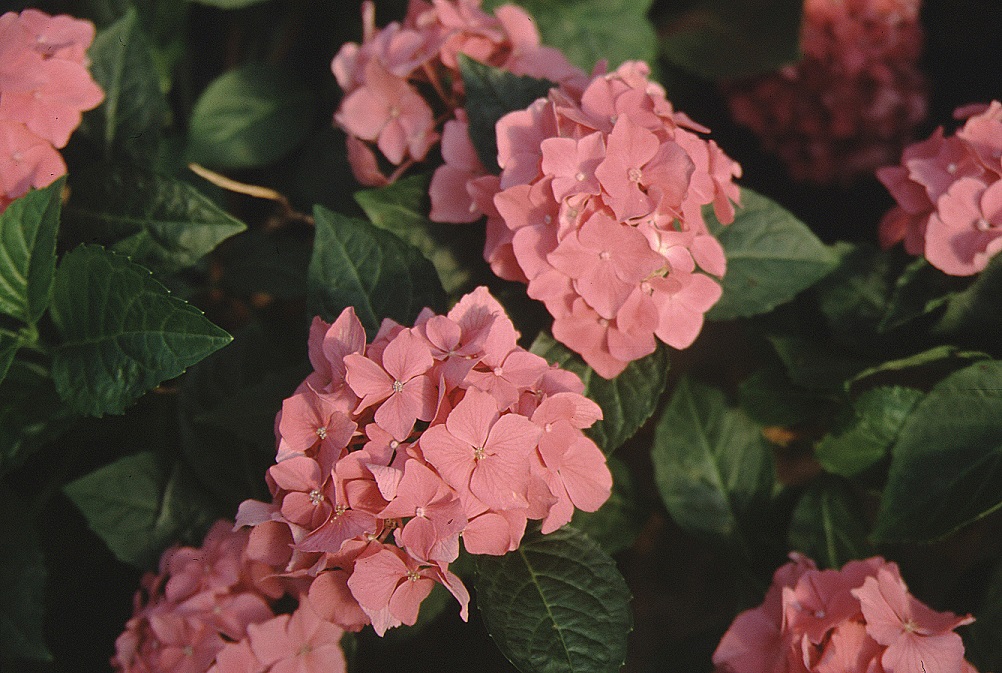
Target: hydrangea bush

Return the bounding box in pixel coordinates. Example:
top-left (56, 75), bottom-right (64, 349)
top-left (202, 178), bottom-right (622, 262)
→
top-left (1, 1), bottom-right (1000, 673)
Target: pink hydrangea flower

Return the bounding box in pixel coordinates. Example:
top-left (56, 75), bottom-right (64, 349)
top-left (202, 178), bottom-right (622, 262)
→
top-left (111, 522), bottom-right (280, 673)
top-left (451, 60), bottom-right (742, 378)
top-left (712, 554), bottom-right (978, 673)
top-left (0, 9), bottom-right (103, 212)
top-left (332, 0), bottom-right (587, 186)
top-left (722, 0), bottom-right (927, 184)
top-left (235, 287), bottom-right (613, 637)
top-left (878, 101), bottom-right (1002, 275)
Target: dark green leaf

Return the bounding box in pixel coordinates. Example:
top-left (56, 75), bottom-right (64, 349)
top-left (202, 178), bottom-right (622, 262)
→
top-left (0, 486), bottom-right (50, 661)
top-left (531, 332), bottom-right (669, 454)
top-left (189, 0), bottom-right (270, 7)
top-left (968, 560), bottom-right (1002, 673)
top-left (788, 475), bottom-right (874, 569)
top-left (651, 377), bottom-right (775, 555)
top-left (179, 323), bottom-right (308, 510)
top-left (81, 8), bottom-right (168, 164)
top-left (847, 345), bottom-right (990, 396)
top-left (476, 526), bottom-right (632, 673)
top-left (766, 333), bottom-right (872, 392)
top-left (873, 361), bottom-right (1002, 542)
top-left (935, 250), bottom-right (1002, 334)
top-left (217, 228), bottom-right (312, 299)
top-left (67, 165), bottom-right (246, 274)
top-left (813, 243), bottom-right (897, 346)
top-left (0, 332), bottom-right (17, 386)
top-left (738, 366), bottom-right (835, 427)
top-left (815, 386), bottom-right (924, 478)
top-left (459, 56), bottom-right (554, 173)
top-left (706, 188), bottom-right (839, 320)
top-left (878, 258), bottom-right (960, 333)
top-left (188, 62), bottom-right (316, 170)
top-left (0, 361), bottom-right (77, 477)
top-left (50, 246), bottom-right (233, 417)
top-left (658, 0), bottom-right (803, 79)
top-left (355, 175), bottom-right (475, 294)
top-left (568, 456), bottom-right (642, 555)
top-left (307, 206), bottom-right (446, 338)
top-left (0, 180), bottom-right (62, 325)
top-left (485, 0), bottom-right (656, 70)
top-left (63, 452), bottom-right (220, 568)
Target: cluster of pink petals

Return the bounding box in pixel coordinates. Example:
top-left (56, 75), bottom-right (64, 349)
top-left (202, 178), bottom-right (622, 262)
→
top-left (0, 9), bottom-right (103, 212)
top-left (431, 60), bottom-right (742, 378)
top-left (235, 287), bottom-right (612, 636)
top-left (878, 101), bottom-right (1002, 275)
top-left (112, 521), bottom-right (286, 673)
top-left (723, 0), bottom-right (927, 184)
top-left (332, 0), bottom-right (587, 186)
top-left (713, 553), bottom-right (978, 673)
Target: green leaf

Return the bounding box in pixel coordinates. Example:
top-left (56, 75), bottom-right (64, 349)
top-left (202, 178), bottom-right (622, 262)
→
top-left (476, 526), bottom-right (632, 673)
top-left (651, 377), bottom-right (775, 555)
top-left (485, 0), bottom-right (656, 70)
top-left (0, 332), bottom-right (18, 387)
top-left (355, 175), bottom-right (475, 294)
top-left (50, 246), bottom-right (233, 417)
top-left (66, 165), bottom-right (246, 274)
top-left (459, 55), bottom-right (555, 173)
top-left (658, 0), bottom-right (803, 79)
top-left (847, 345), bottom-right (990, 396)
top-left (568, 456), bottom-right (642, 555)
top-left (188, 62), bottom-right (316, 170)
top-left (307, 206), bottom-right (446, 338)
top-left (813, 243), bottom-right (897, 346)
top-left (935, 250), bottom-right (1002, 334)
top-left (189, 0), bottom-right (270, 7)
top-left (217, 228), bottom-right (312, 299)
top-left (82, 8), bottom-right (168, 164)
top-left (0, 361), bottom-right (77, 478)
top-left (877, 258), bottom-right (961, 333)
top-left (0, 180), bottom-right (62, 325)
top-left (766, 333), bottom-right (872, 392)
top-left (63, 452), bottom-right (220, 568)
top-left (815, 386), bottom-right (924, 478)
top-left (706, 188), bottom-right (839, 321)
top-left (531, 332), bottom-right (669, 454)
top-left (788, 476), bottom-right (874, 570)
top-left (0, 486), bottom-right (50, 661)
top-left (968, 560), bottom-right (1002, 673)
top-left (738, 366), bottom-right (835, 427)
top-left (179, 323), bottom-right (307, 511)
top-left (873, 361), bottom-right (1002, 542)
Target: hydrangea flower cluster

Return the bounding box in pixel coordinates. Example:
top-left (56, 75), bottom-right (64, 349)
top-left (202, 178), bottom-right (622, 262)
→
top-left (207, 598), bottom-right (346, 673)
top-left (432, 60), bottom-right (742, 378)
top-left (722, 0), bottom-right (927, 183)
top-left (236, 287), bottom-right (612, 635)
top-left (713, 553), bottom-right (979, 673)
top-left (878, 101), bottom-right (1002, 275)
top-left (331, 0), bottom-right (587, 186)
top-left (112, 521), bottom-right (284, 673)
top-left (0, 9), bottom-right (103, 212)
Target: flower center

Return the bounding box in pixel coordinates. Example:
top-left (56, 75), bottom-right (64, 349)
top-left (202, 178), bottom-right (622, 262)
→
top-left (947, 162), bottom-right (957, 174)
top-left (473, 446), bottom-right (486, 462)
top-left (903, 619), bottom-right (918, 633)
top-left (183, 646), bottom-right (195, 657)
top-left (598, 250), bottom-right (611, 260)
top-left (298, 644), bottom-right (313, 656)
top-left (575, 171), bottom-right (586, 182)
top-left (392, 380), bottom-right (404, 393)
top-left (332, 504), bottom-right (347, 519)
top-left (628, 167), bottom-right (643, 182)
top-left (813, 610), bottom-right (826, 619)
top-left (309, 489), bottom-right (324, 506)
top-left (315, 426), bottom-right (327, 440)
top-left (976, 218), bottom-right (992, 231)
top-left (406, 569), bottom-right (421, 582)
top-left (415, 506), bottom-right (426, 518)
